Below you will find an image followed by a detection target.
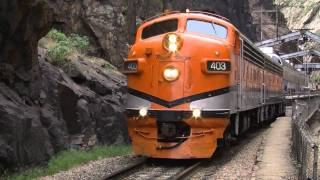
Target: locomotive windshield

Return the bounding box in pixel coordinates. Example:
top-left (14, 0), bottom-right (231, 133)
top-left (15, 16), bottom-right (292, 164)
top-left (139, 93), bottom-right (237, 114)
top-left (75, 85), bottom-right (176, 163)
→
top-left (142, 19), bottom-right (178, 39)
top-left (186, 19), bottom-right (228, 39)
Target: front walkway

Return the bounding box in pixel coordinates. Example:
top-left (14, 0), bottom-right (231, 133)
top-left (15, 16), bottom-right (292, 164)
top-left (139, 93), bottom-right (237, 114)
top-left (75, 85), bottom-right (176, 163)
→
top-left (256, 117), bottom-right (298, 179)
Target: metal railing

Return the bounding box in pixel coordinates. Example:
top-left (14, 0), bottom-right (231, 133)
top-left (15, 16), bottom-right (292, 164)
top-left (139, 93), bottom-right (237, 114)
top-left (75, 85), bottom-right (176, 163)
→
top-left (291, 96), bottom-right (320, 179)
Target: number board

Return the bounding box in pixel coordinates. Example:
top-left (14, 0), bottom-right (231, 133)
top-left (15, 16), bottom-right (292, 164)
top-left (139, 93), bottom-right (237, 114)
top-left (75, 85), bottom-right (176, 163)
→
top-left (124, 61), bottom-right (138, 72)
top-left (207, 61), bottom-right (231, 72)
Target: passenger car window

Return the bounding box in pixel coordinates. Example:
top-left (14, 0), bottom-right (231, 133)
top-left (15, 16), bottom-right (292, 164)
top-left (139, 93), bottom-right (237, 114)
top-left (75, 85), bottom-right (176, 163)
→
top-left (186, 20), bottom-right (228, 39)
top-left (142, 19), bottom-right (178, 39)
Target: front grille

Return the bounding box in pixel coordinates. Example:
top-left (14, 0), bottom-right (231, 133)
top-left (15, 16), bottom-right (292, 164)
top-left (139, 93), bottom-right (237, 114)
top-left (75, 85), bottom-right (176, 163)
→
top-left (157, 121), bottom-right (190, 142)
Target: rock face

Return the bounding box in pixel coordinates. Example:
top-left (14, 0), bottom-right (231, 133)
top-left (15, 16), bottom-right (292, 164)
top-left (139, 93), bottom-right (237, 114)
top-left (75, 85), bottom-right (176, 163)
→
top-left (274, 0), bottom-right (320, 34)
top-left (0, 50), bottom-right (127, 172)
top-left (0, 0), bottom-right (128, 172)
top-left (0, 0), bottom-right (52, 99)
top-left (0, 0), bottom-right (53, 172)
top-left (0, 82), bottom-right (53, 172)
top-left (49, 0), bottom-right (128, 68)
top-left (249, 0), bottom-right (290, 42)
top-left (38, 52), bottom-right (127, 150)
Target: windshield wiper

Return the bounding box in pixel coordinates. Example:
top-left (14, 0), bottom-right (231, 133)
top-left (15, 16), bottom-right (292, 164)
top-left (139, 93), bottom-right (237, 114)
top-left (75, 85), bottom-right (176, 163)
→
top-left (211, 23), bottom-right (217, 35)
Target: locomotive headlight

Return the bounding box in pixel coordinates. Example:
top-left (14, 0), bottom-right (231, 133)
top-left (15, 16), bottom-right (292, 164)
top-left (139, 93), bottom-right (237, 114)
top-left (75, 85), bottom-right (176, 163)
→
top-left (168, 34), bottom-right (177, 43)
top-left (192, 108), bottom-right (201, 118)
top-left (163, 67), bottom-right (179, 81)
top-left (139, 107), bottom-right (148, 117)
top-left (163, 33), bottom-right (183, 53)
top-left (168, 44), bottom-right (178, 52)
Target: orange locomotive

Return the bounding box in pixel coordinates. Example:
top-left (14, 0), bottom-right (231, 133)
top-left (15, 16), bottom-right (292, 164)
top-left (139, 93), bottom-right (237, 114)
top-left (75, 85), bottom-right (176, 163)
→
top-left (124, 11), bottom-right (284, 159)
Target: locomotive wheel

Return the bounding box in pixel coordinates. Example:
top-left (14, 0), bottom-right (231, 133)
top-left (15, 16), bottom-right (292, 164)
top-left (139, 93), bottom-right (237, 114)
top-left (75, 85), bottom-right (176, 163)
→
top-left (223, 126), bottom-right (235, 148)
top-left (217, 126), bottom-right (233, 148)
top-left (214, 126), bottom-right (233, 157)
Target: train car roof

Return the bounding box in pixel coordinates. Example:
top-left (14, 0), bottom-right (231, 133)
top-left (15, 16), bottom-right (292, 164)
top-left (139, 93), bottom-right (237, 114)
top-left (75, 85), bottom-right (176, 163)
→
top-left (238, 32), bottom-right (283, 72)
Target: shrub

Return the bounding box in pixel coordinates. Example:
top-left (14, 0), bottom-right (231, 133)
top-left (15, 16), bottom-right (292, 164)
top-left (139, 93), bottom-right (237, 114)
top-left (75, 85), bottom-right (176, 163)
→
top-left (48, 44), bottom-right (72, 63)
top-left (45, 29), bottom-right (89, 63)
top-left (70, 34), bottom-right (90, 53)
top-left (47, 29), bottom-right (68, 42)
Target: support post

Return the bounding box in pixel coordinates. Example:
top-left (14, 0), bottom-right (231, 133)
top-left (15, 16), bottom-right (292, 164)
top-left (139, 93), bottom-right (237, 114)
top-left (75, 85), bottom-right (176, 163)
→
top-left (313, 144), bottom-right (318, 180)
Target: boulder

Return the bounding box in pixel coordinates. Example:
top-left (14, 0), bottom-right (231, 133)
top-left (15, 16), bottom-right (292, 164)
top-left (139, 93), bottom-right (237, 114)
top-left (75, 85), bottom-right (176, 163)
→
top-left (38, 52), bottom-right (128, 150)
top-left (0, 51), bottom-right (128, 172)
top-left (0, 82), bottom-right (54, 170)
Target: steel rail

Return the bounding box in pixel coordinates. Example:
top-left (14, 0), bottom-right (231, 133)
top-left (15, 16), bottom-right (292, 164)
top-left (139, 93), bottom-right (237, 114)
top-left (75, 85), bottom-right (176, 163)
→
top-left (169, 160), bottom-right (205, 180)
top-left (103, 158), bottom-right (147, 179)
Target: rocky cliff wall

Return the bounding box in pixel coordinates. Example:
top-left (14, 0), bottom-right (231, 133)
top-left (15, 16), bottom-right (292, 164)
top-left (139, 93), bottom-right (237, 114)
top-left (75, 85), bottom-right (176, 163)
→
top-left (49, 0), bottom-right (128, 68)
top-left (249, 0), bottom-right (290, 41)
top-left (0, 0), bottom-right (53, 172)
top-left (275, 0), bottom-right (320, 34)
top-left (0, 0), bottom-right (128, 173)
top-left (0, 0), bottom-right (52, 99)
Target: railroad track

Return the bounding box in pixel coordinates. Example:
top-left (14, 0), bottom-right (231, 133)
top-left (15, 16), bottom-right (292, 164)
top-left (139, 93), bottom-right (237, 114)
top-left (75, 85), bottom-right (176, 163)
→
top-left (103, 129), bottom-right (266, 180)
top-left (103, 158), bottom-right (205, 180)
top-left (170, 161), bottom-right (204, 180)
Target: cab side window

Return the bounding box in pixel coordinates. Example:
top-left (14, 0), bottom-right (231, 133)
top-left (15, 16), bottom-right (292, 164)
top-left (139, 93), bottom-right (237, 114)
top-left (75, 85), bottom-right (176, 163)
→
top-left (186, 20), bottom-right (228, 39)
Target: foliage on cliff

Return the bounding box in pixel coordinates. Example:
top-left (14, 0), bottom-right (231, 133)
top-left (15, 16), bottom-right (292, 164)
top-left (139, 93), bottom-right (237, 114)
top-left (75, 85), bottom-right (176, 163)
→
top-left (39, 29), bottom-right (119, 74)
top-left (40, 29), bottom-right (89, 64)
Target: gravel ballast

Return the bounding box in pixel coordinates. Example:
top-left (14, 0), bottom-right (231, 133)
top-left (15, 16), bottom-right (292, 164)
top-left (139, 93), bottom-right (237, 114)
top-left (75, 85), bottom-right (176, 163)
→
top-left (191, 128), bottom-right (268, 179)
top-left (40, 155), bottom-right (143, 180)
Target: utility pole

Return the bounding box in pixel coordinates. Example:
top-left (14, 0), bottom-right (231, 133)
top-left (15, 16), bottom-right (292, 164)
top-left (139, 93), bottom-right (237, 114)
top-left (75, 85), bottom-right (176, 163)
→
top-left (260, 6), bottom-right (263, 41)
top-left (253, 7), bottom-right (279, 41)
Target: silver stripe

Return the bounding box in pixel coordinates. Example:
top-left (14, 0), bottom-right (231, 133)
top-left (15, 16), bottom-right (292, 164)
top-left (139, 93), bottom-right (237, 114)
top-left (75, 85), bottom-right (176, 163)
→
top-left (190, 92), bottom-right (232, 110)
top-left (126, 94), bottom-right (151, 108)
